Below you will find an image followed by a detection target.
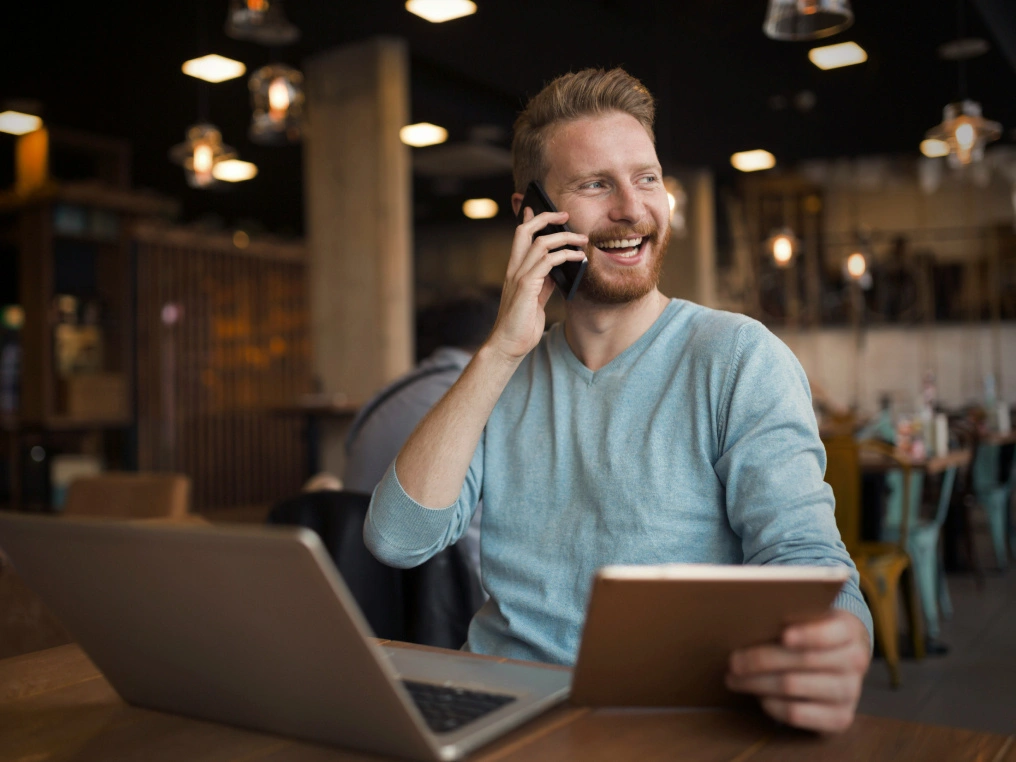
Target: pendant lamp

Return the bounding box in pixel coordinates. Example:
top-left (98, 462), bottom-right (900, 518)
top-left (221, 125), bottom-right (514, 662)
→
top-left (249, 64), bottom-right (304, 145)
top-left (925, 100), bottom-right (1001, 168)
top-left (765, 227), bottom-right (799, 268)
top-left (924, 1), bottom-right (1002, 168)
top-left (225, 0), bottom-right (299, 46)
top-left (764, 0), bottom-right (853, 41)
top-left (169, 124), bottom-right (236, 188)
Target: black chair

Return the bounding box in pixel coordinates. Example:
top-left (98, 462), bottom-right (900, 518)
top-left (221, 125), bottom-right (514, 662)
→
top-left (266, 490), bottom-right (483, 650)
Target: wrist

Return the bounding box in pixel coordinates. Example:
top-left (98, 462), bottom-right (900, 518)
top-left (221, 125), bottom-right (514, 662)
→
top-left (475, 340), bottom-right (525, 379)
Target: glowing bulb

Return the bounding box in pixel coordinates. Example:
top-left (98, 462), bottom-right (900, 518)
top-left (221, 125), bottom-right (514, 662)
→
top-left (667, 192), bottom-right (677, 213)
top-left (920, 139), bottom-right (949, 158)
top-left (463, 198), bottom-right (498, 219)
top-left (268, 77), bottom-right (290, 121)
top-left (773, 236), bottom-right (794, 265)
top-left (248, 0), bottom-right (268, 10)
top-left (846, 252), bottom-right (867, 279)
top-left (954, 122), bottom-right (975, 151)
top-left (193, 144), bottom-right (214, 174)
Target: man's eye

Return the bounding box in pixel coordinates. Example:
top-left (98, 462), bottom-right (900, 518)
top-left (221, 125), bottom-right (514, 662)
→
top-left (583, 181), bottom-right (604, 189)
top-left (639, 175), bottom-right (659, 185)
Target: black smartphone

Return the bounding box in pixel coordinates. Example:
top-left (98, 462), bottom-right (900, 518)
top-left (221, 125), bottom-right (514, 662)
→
top-left (516, 181), bottom-right (588, 300)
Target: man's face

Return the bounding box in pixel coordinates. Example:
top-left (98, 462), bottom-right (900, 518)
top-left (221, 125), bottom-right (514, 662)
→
top-left (541, 111), bottom-right (671, 304)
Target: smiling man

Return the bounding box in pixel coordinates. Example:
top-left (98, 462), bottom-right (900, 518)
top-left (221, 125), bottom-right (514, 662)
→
top-left (365, 68), bottom-right (873, 733)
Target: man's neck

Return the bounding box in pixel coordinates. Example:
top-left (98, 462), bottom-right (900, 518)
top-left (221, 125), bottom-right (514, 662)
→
top-left (562, 289), bottom-right (670, 371)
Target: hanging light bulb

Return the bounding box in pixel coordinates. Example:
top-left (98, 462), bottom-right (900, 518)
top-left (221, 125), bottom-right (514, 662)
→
top-left (765, 227), bottom-right (799, 268)
top-left (225, 0), bottom-right (299, 46)
top-left (169, 124), bottom-right (236, 188)
top-left (763, 0), bottom-right (853, 41)
top-left (663, 176), bottom-right (688, 237)
top-left (249, 64), bottom-right (304, 145)
top-left (925, 100), bottom-right (1001, 168)
top-left (843, 233), bottom-right (873, 290)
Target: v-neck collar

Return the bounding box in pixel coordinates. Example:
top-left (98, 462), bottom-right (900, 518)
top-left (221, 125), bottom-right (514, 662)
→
top-left (550, 299), bottom-right (682, 383)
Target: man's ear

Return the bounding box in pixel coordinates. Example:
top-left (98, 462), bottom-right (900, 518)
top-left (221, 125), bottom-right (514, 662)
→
top-left (510, 193), bottom-right (524, 218)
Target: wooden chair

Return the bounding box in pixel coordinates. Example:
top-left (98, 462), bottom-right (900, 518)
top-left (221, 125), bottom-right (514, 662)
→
top-left (823, 435), bottom-right (924, 688)
top-left (63, 472), bottom-right (192, 520)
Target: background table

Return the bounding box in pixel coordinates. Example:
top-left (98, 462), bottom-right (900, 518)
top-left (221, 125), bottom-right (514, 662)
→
top-left (2, 644), bottom-right (1012, 762)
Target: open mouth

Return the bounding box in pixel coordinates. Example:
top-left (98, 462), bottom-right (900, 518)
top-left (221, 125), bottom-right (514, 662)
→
top-left (593, 236), bottom-right (645, 260)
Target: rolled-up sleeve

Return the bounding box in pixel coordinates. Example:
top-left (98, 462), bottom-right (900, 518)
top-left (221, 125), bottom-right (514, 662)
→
top-left (714, 322), bottom-right (874, 646)
top-left (363, 436), bottom-right (484, 569)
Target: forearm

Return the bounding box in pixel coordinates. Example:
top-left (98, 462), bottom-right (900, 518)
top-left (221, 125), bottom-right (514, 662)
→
top-left (396, 343), bottom-right (521, 508)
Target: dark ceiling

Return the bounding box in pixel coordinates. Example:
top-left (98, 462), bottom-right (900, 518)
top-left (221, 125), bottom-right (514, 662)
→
top-left (3, 0), bottom-right (1015, 234)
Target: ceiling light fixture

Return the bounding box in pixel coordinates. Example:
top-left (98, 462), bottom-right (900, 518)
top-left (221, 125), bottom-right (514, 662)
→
top-left (169, 124), bottom-right (236, 188)
top-left (808, 41), bottom-right (867, 70)
top-left (405, 0), bottom-right (477, 23)
top-left (213, 159), bottom-right (258, 182)
top-left (400, 122), bottom-right (448, 147)
top-left (0, 110), bottom-right (43, 135)
top-left (924, 0), bottom-right (1002, 168)
top-left (919, 138), bottom-right (950, 159)
top-left (763, 0), bottom-right (853, 41)
top-left (463, 198), bottom-right (498, 219)
top-left (765, 228), bottom-right (799, 268)
top-left (925, 100), bottom-right (1001, 169)
top-left (249, 64), bottom-right (304, 145)
top-left (731, 150), bottom-right (776, 172)
top-left (182, 54), bottom-right (247, 83)
top-left (225, 0), bottom-right (300, 45)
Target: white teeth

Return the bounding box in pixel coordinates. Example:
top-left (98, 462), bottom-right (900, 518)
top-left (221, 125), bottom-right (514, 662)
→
top-left (596, 237), bottom-right (643, 250)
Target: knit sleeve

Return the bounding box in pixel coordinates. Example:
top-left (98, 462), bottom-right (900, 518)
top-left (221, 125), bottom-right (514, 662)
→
top-left (714, 321), bottom-right (874, 646)
top-left (363, 436), bottom-right (484, 569)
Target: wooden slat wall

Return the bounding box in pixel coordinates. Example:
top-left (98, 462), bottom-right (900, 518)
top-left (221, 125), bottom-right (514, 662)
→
top-left (134, 230), bottom-right (309, 511)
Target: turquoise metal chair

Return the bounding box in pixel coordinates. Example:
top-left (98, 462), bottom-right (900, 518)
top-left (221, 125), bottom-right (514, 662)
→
top-left (881, 466), bottom-right (958, 639)
top-left (971, 443), bottom-right (1015, 570)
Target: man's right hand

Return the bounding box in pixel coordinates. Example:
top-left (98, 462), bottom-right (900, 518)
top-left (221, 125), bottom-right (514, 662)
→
top-left (487, 208), bottom-right (588, 363)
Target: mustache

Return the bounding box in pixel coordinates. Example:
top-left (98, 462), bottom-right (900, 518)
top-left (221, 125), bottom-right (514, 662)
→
top-left (587, 221), bottom-right (660, 245)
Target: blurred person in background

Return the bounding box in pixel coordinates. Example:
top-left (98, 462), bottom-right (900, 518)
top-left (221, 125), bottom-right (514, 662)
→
top-left (343, 291), bottom-right (500, 583)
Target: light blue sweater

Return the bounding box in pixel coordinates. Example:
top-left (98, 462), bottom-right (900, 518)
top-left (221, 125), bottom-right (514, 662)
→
top-left (365, 299), bottom-right (873, 665)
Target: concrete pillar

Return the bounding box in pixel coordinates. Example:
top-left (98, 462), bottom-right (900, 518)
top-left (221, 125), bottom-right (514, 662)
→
top-left (304, 37), bottom-right (413, 477)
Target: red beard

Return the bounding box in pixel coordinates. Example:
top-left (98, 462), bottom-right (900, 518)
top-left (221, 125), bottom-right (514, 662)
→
top-left (578, 221), bottom-right (670, 305)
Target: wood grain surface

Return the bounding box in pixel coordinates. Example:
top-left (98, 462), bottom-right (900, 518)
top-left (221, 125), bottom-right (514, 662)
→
top-left (1, 644), bottom-right (1012, 762)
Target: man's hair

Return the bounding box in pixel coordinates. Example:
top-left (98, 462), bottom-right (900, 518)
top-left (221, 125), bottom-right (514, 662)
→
top-left (512, 68), bottom-right (656, 194)
top-left (415, 290), bottom-right (500, 361)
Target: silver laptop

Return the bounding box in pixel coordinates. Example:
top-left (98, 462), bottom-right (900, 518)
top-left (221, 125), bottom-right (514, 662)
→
top-left (0, 514), bottom-right (570, 761)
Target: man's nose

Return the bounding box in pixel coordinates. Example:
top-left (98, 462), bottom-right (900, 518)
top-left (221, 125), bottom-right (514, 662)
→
top-left (608, 184), bottom-right (645, 224)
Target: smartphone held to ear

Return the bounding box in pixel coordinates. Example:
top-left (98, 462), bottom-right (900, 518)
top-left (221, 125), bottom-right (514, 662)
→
top-left (517, 182), bottom-right (588, 300)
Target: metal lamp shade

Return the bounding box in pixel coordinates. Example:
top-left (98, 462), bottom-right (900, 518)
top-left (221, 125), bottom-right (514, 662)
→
top-left (925, 100), bottom-right (1002, 169)
top-left (249, 65), bottom-right (304, 145)
top-left (764, 0), bottom-right (853, 41)
top-left (168, 124), bottom-right (236, 188)
top-left (225, 0), bottom-right (300, 46)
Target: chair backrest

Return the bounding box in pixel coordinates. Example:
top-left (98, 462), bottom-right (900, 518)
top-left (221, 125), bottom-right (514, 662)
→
top-left (822, 434), bottom-right (861, 553)
top-left (930, 467), bottom-right (958, 529)
top-left (63, 472), bottom-right (191, 520)
top-left (858, 439), bottom-right (913, 551)
top-left (266, 490), bottom-right (483, 649)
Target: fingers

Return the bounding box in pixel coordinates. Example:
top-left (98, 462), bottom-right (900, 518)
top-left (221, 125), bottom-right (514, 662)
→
top-left (759, 697), bottom-right (857, 734)
top-left (730, 641), bottom-right (869, 676)
top-left (783, 610), bottom-right (865, 650)
top-left (507, 209), bottom-right (566, 275)
top-left (726, 670), bottom-right (862, 705)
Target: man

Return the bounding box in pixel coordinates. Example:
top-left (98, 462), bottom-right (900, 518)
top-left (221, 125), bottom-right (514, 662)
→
top-left (345, 293), bottom-right (499, 578)
top-left (365, 68), bottom-right (872, 733)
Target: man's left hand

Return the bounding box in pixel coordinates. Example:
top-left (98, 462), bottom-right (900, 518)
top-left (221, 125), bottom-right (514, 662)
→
top-left (725, 609), bottom-right (871, 733)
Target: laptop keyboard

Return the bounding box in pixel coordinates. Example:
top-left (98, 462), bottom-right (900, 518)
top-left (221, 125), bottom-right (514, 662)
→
top-left (401, 680), bottom-right (517, 734)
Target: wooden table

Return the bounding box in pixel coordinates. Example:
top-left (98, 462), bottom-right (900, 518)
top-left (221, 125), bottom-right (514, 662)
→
top-left (3, 644), bottom-right (1013, 762)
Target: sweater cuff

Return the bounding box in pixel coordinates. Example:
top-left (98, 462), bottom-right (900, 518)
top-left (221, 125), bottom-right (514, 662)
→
top-left (832, 589), bottom-right (875, 653)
